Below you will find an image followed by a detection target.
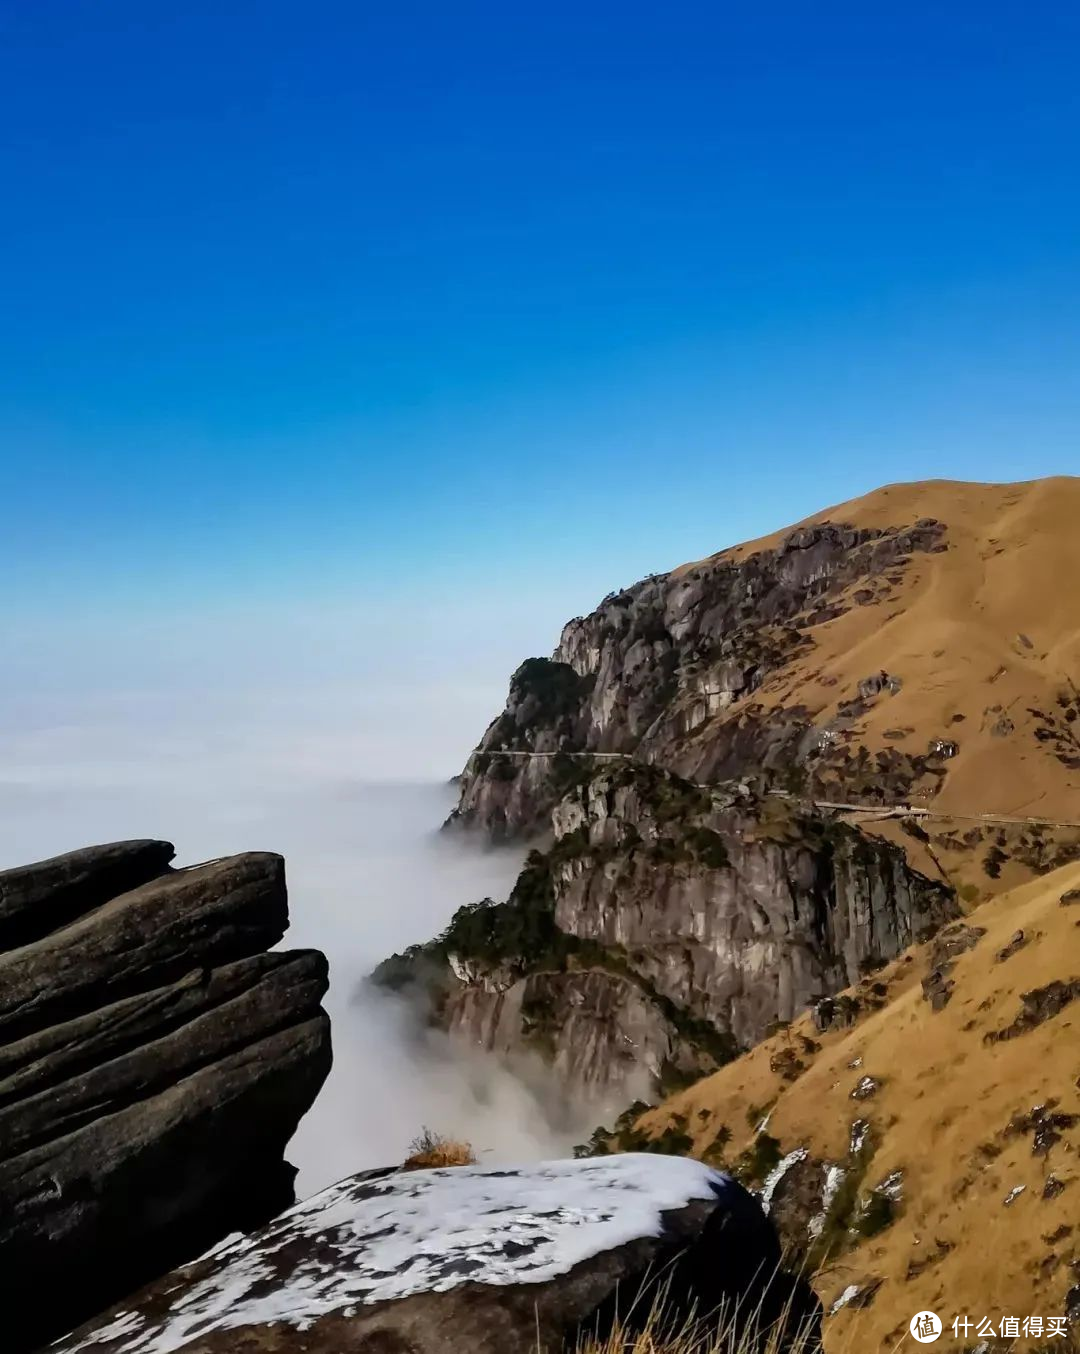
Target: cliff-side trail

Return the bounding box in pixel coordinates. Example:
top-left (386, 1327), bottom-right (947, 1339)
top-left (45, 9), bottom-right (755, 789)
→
top-left (451, 477), bottom-right (1080, 904)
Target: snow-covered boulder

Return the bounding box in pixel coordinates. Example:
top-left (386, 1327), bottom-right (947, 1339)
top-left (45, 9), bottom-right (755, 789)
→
top-left (54, 1155), bottom-right (821, 1353)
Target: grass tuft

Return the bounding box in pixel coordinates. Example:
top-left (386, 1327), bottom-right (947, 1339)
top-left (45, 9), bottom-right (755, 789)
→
top-left (402, 1127), bottom-right (477, 1171)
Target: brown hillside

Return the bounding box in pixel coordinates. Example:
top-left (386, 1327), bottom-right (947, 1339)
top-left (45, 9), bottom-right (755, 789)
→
top-left (677, 478), bottom-right (1080, 898)
top-left (634, 861), bottom-right (1080, 1350)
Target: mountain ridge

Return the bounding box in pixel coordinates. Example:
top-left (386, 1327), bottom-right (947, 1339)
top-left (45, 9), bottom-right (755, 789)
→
top-left (411, 475), bottom-right (1080, 1348)
top-left (450, 476), bottom-right (1080, 899)
top-left (375, 476), bottom-right (1080, 1347)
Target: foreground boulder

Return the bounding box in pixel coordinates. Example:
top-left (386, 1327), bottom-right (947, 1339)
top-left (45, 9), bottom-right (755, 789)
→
top-left (0, 841), bottom-right (331, 1354)
top-left (55, 1155), bottom-right (822, 1353)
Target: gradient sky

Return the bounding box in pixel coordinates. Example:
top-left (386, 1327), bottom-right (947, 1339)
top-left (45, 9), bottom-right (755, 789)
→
top-left (2, 1), bottom-right (1080, 721)
top-left (5, 5), bottom-right (1079, 1175)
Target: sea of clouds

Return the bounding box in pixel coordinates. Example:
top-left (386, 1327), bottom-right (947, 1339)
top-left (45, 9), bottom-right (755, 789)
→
top-left (0, 676), bottom-right (602, 1195)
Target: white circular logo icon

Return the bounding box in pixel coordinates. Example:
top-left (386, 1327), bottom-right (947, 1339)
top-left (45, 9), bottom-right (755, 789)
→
top-left (909, 1311), bottom-right (942, 1343)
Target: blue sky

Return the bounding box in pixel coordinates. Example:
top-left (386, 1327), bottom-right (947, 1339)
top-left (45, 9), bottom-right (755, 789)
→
top-left (2, 1), bottom-right (1079, 707)
top-left (4, 2), bottom-right (1079, 1164)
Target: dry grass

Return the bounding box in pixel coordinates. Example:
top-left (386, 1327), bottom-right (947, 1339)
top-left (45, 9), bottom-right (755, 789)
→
top-left (675, 477), bottom-right (1080, 900)
top-left (402, 1127), bottom-right (478, 1171)
top-left (570, 1274), bottom-right (850, 1354)
top-left (636, 861), bottom-right (1080, 1349)
top-left (577, 1316), bottom-right (820, 1354)
top-left (573, 482), bottom-right (1080, 1349)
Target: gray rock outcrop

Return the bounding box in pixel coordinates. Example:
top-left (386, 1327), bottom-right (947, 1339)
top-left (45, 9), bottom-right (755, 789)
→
top-left (418, 513), bottom-right (961, 1107)
top-left (0, 841), bottom-right (331, 1354)
top-left (546, 768), bottom-right (955, 1051)
top-left (380, 765), bottom-right (955, 1101)
top-left (449, 518), bottom-right (947, 840)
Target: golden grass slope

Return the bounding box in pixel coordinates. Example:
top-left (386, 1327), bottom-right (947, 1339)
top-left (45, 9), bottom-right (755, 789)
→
top-left (681, 478), bottom-right (1080, 898)
top-left (636, 863), bottom-right (1080, 1351)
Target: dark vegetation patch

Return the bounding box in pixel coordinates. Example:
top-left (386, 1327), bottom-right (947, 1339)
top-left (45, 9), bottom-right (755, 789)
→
top-left (574, 1106), bottom-right (696, 1160)
top-left (995, 929), bottom-right (1034, 963)
top-left (370, 850), bottom-right (567, 990)
top-left (922, 922), bottom-right (986, 1010)
top-left (853, 1189), bottom-right (898, 1239)
top-left (769, 1045), bottom-right (808, 1083)
top-left (905, 1238), bottom-right (953, 1281)
top-left (1028, 686), bottom-right (1080, 770)
top-left (509, 657), bottom-right (593, 727)
top-left (802, 1128), bottom-right (897, 1269)
top-left (938, 820), bottom-right (1080, 884)
top-left (733, 1132), bottom-right (783, 1187)
top-left (1004, 1101), bottom-right (1079, 1157)
top-left (985, 980), bottom-right (1080, 1043)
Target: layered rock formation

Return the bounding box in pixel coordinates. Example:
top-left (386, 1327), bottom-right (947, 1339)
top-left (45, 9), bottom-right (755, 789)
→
top-left (0, 841), bottom-right (331, 1354)
top-left (54, 1155), bottom-right (822, 1354)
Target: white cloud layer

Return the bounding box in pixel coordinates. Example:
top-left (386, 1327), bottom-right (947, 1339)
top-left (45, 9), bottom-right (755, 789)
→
top-left (0, 683), bottom-right (603, 1195)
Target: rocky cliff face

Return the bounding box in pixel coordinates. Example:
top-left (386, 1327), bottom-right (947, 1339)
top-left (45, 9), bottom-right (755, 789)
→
top-left (425, 481), bottom-right (1080, 1123)
top-left (0, 840), bottom-right (331, 1354)
top-left (441, 964), bottom-right (696, 1113)
top-left (548, 767), bottom-right (954, 1050)
top-left (377, 507), bottom-right (982, 1112)
top-left (380, 766), bottom-right (953, 1106)
top-left (450, 516), bottom-right (948, 840)
top-left (453, 480), bottom-right (1080, 911)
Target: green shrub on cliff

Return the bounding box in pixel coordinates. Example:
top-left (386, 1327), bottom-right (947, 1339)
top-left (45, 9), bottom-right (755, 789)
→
top-left (370, 851), bottom-right (566, 990)
top-left (509, 656), bottom-right (592, 724)
top-left (733, 1132), bottom-right (783, 1187)
top-left (368, 943), bottom-right (446, 993)
top-left (437, 850), bottom-right (570, 970)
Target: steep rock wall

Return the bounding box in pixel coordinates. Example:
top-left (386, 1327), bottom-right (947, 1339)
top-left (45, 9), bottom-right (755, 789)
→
top-left (548, 768), bottom-right (956, 1049)
top-left (384, 769), bottom-right (954, 1105)
top-left (442, 969), bottom-right (690, 1108)
top-left (450, 518), bottom-right (946, 839)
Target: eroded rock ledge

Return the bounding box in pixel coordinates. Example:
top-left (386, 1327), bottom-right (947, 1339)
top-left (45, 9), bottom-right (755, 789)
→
top-left (0, 841), bottom-right (331, 1354)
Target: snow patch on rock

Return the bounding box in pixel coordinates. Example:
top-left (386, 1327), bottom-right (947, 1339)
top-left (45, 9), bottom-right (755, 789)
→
top-left (808, 1165), bottom-right (847, 1238)
top-left (758, 1147), bottom-right (808, 1214)
top-left (878, 1169), bottom-right (904, 1202)
top-left (829, 1284), bottom-right (861, 1315)
top-left (57, 1156), bottom-right (735, 1353)
top-left (848, 1119), bottom-right (870, 1156)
